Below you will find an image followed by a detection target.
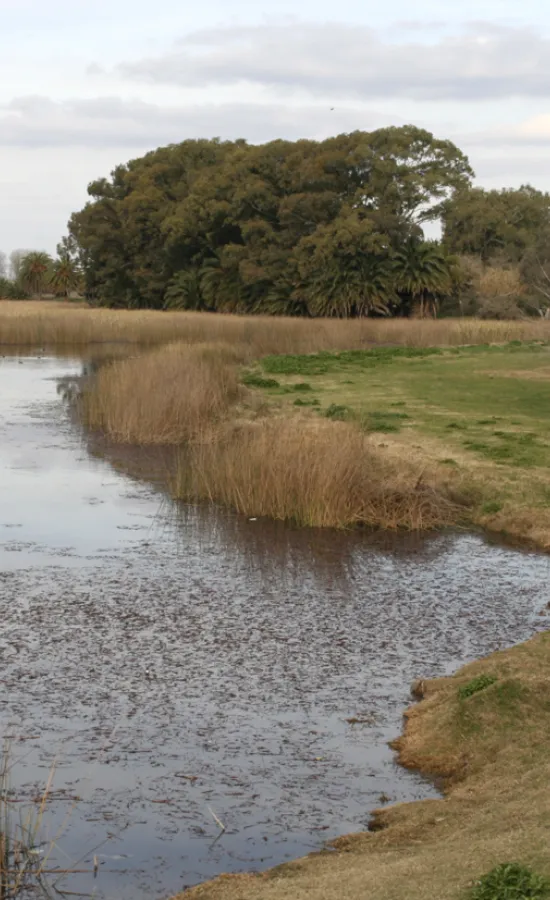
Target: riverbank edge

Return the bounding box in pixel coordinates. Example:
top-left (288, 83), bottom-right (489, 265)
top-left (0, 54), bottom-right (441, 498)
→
top-left (172, 630), bottom-right (550, 900)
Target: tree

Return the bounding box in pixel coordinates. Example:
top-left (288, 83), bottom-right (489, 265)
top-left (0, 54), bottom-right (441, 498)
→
top-left (19, 252), bottom-right (53, 299)
top-left (50, 254), bottom-right (82, 297)
top-left (293, 212), bottom-right (395, 317)
top-left (67, 127), bottom-right (473, 316)
top-left (0, 252), bottom-right (7, 279)
top-left (164, 269), bottom-right (209, 311)
top-left (393, 240), bottom-right (454, 317)
top-left (10, 249), bottom-right (32, 283)
top-left (520, 232), bottom-right (550, 317)
top-left (442, 186), bottom-right (550, 263)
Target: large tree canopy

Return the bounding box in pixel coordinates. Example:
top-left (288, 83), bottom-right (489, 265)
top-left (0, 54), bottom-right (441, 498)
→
top-left (68, 127), bottom-right (473, 315)
top-left (442, 185), bottom-right (550, 264)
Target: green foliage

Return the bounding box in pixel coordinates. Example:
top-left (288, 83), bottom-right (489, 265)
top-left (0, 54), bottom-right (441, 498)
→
top-left (0, 276), bottom-right (29, 299)
top-left (443, 185), bottom-right (550, 264)
top-left (242, 373), bottom-right (280, 388)
top-left (468, 863), bottom-right (550, 900)
top-left (291, 382), bottom-right (313, 391)
top-left (481, 501), bottom-right (504, 515)
top-left (67, 128), bottom-right (472, 314)
top-left (19, 251), bottom-right (53, 297)
top-left (50, 254), bottom-right (82, 297)
top-left (393, 238), bottom-right (454, 314)
top-left (458, 674), bottom-right (497, 700)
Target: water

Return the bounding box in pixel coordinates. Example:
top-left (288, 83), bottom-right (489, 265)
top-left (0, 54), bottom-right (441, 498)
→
top-left (0, 355), bottom-right (548, 899)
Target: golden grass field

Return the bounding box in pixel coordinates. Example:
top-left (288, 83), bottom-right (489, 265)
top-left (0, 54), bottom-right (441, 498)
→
top-left (2, 300), bottom-right (550, 352)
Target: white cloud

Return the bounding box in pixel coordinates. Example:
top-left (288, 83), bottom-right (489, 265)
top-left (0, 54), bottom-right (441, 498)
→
top-left (117, 21), bottom-right (550, 101)
top-left (0, 95), bottom-right (398, 148)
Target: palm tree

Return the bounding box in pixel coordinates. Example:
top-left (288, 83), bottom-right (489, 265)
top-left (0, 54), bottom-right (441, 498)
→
top-left (303, 256), bottom-right (395, 318)
top-left (393, 240), bottom-right (452, 318)
top-left (50, 255), bottom-right (82, 298)
top-left (19, 252), bottom-right (53, 299)
top-left (164, 269), bottom-right (206, 310)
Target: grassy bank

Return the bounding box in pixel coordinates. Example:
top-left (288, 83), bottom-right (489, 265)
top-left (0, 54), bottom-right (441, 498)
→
top-left (80, 331), bottom-right (550, 546)
top-left (80, 340), bottom-right (465, 531)
top-left (176, 631), bottom-right (550, 900)
top-left (242, 342), bottom-right (550, 548)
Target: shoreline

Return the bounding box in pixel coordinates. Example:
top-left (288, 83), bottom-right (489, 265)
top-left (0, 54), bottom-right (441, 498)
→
top-left (175, 630), bottom-right (550, 900)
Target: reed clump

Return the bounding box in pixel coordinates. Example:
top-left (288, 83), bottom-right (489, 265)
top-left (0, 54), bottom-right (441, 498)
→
top-left (175, 418), bottom-right (463, 530)
top-left (2, 301), bottom-right (550, 352)
top-left (81, 342), bottom-right (241, 444)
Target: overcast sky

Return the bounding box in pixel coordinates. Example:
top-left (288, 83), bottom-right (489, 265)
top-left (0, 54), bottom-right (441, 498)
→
top-left (1, 0), bottom-right (550, 255)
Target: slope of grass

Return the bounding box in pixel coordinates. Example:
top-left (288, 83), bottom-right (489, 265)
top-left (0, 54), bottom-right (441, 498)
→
top-left (176, 631), bottom-right (550, 900)
top-left (242, 342), bottom-right (550, 548)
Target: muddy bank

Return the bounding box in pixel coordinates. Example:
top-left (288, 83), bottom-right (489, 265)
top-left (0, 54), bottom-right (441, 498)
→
top-left (0, 355), bottom-right (549, 900)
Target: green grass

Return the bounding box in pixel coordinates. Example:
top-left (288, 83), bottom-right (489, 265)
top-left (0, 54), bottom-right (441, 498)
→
top-left (468, 863), bottom-right (550, 900)
top-left (294, 398), bottom-right (320, 407)
top-left (459, 674), bottom-right (498, 700)
top-left (242, 373), bottom-right (280, 388)
top-left (363, 411), bottom-right (411, 433)
top-left (245, 342), bottom-right (550, 546)
top-left (261, 346), bottom-right (443, 376)
top-left (256, 343), bottom-right (550, 465)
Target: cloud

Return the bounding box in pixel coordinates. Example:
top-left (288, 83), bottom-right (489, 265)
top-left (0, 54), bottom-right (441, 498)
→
top-left (0, 95), bottom-right (398, 149)
top-left (463, 115), bottom-right (550, 148)
top-left (116, 21), bottom-right (550, 101)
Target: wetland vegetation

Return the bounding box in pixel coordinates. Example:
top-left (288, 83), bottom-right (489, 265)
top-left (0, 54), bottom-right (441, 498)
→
top-left (2, 122), bottom-right (550, 900)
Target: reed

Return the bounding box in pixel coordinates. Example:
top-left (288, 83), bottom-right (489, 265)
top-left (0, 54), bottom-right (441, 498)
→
top-left (2, 301), bottom-right (550, 353)
top-left (80, 342), bottom-right (241, 444)
top-left (174, 418), bottom-right (463, 530)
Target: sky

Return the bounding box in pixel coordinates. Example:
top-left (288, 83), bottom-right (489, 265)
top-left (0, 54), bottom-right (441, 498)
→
top-left (1, 0), bottom-right (550, 257)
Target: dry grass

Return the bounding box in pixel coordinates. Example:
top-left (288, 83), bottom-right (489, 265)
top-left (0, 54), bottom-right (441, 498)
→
top-left (175, 417), bottom-right (463, 530)
top-left (177, 631), bottom-right (550, 900)
top-left (81, 342), bottom-right (242, 444)
top-left (2, 301), bottom-right (550, 353)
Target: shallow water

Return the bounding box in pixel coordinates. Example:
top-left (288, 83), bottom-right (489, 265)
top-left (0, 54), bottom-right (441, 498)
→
top-left (0, 355), bottom-right (549, 899)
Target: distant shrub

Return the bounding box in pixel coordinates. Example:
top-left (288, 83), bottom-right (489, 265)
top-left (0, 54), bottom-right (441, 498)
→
top-left (469, 863), bottom-right (550, 900)
top-left (0, 277), bottom-right (29, 300)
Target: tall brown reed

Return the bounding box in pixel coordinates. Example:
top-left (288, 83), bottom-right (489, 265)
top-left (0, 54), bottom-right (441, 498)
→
top-left (2, 301), bottom-right (550, 353)
top-left (175, 418), bottom-right (463, 530)
top-left (81, 342), bottom-right (241, 444)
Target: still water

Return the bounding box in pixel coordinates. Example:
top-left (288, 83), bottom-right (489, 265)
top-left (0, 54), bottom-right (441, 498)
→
top-left (0, 355), bottom-right (548, 898)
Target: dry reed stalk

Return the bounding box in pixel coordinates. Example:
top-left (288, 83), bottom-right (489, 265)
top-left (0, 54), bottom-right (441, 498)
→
top-left (175, 418), bottom-right (464, 530)
top-left (81, 342), bottom-right (241, 444)
top-left (1, 302), bottom-right (550, 353)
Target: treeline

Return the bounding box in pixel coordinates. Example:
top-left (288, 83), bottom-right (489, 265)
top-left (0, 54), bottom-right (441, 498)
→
top-left (16, 125), bottom-right (550, 318)
top-left (0, 246), bottom-right (82, 300)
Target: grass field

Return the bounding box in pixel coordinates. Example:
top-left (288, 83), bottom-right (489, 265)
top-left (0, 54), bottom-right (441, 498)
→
top-left (179, 632), bottom-right (550, 900)
top-left (241, 342), bottom-right (550, 548)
